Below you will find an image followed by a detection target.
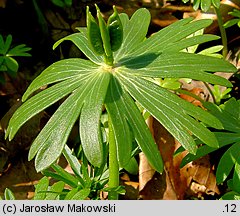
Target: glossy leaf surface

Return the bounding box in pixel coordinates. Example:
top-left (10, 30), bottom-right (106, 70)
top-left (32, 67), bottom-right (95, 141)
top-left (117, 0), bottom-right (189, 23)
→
top-left (6, 8), bottom-right (237, 173)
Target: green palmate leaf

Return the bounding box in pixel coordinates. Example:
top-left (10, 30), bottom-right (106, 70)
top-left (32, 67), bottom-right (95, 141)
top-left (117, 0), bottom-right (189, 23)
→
top-left (0, 34), bottom-right (30, 83)
top-left (122, 52), bottom-right (235, 87)
top-left (216, 142), bottom-right (240, 184)
top-left (185, 0), bottom-right (220, 11)
top-left (8, 44), bottom-right (32, 57)
top-left (186, 0), bottom-right (215, 11)
top-left (114, 8), bottom-right (151, 62)
top-left (33, 90), bottom-right (83, 171)
top-left (0, 34), bottom-right (31, 58)
top-left (107, 77), bottom-right (163, 172)
top-left (105, 76), bottom-right (132, 167)
top-left (53, 33), bottom-right (103, 65)
top-left (80, 72), bottom-right (110, 167)
top-left (119, 73), bottom-right (221, 152)
top-left (30, 75), bottom-right (99, 171)
top-left (45, 181), bottom-right (65, 200)
top-left (5, 8), bottom-right (237, 179)
top-left (22, 58), bottom-right (98, 101)
top-left (128, 18), bottom-right (213, 57)
top-left (6, 77), bottom-right (86, 141)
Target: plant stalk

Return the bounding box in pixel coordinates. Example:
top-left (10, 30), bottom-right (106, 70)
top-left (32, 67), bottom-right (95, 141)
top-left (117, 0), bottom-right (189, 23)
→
top-left (108, 115), bottom-right (119, 200)
top-left (203, 82), bottom-right (217, 104)
top-left (214, 6), bottom-right (228, 59)
top-left (104, 53), bottom-right (114, 66)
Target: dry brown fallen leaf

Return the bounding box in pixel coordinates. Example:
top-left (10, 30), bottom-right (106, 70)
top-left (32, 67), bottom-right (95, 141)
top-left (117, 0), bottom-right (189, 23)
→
top-left (139, 116), bottom-right (187, 200)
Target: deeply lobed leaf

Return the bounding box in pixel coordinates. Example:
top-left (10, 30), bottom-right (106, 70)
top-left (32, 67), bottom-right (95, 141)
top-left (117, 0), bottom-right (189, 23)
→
top-left (105, 76), bottom-right (132, 167)
top-left (80, 72), bottom-right (110, 167)
top-left (120, 52), bottom-right (236, 87)
top-left (22, 58), bottom-right (99, 101)
top-left (33, 90), bottom-right (84, 171)
top-left (127, 18), bottom-right (213, 57)
top-left (5, 7), bottom-right (237, 176)
top-left (106, 76), bottom-right (163, 172)
top-left (6, 76), bottom-right (88, 141)
top-left (118, 73), bottom-right (221, 152)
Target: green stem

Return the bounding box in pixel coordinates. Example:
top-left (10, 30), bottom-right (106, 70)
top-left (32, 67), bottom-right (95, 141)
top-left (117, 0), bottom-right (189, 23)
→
top-left (108, 115), bottom-right (119, 200)
top-left (203, 82), bottom-right (217, 104)
top-left (214, 6), bottom-right (228, 59)
top-left (104, 53), bottom-right (114, 66)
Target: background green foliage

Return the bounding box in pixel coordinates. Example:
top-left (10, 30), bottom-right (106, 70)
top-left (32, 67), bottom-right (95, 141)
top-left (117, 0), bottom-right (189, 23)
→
top-left (0, 34), bottom-right (31, 83)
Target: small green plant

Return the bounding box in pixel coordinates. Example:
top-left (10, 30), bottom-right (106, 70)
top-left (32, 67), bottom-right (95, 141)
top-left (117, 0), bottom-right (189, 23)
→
top-left (181, 98), bottom-right (240, 199)
top-left (211, 85), bottom-right (231, 105)
top-left (0, 34), bottom-right (31, 83)
top-left (182, 0), bottom-right (228, 58)
top-left (5, 5), bottom-right (236, 199)
top-left (0, 188), bottom-right (15, 200)
top-left (33, 145), bottom-right (110, 200)
top-left (224, 9), bottom-right (240, 28)
top-left (182, 0), bottom-right (220, 12)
